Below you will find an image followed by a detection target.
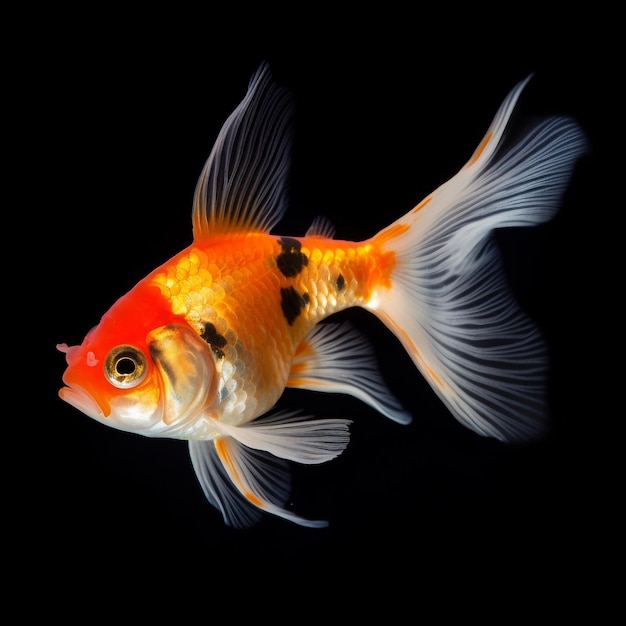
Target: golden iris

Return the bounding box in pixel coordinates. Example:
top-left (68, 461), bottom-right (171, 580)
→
top-left (104, 345), bottom-right (148, 388)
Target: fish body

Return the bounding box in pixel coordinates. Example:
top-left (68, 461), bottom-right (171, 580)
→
top-left (58, 63), bottom-right (587, 527)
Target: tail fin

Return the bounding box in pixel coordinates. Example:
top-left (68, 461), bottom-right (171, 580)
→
top-left (368, 76), bottom-right (587, 442)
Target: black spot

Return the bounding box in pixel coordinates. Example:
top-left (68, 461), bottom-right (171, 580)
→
top-left (336, 273), bottom-right (345, 291)
top-left (280, 287), bottom-right (309, 325)
top-left (277, 237), bottom-right (308, 278)
top-left (201, 322), bottom-right (227, 358)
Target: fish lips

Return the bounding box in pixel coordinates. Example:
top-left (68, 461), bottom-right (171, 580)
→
top-left (59, 383), bottom-right (108, 421)
top-left (57, 341), bottom-right (111, 419)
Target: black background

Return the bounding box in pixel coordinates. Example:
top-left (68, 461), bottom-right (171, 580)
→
top-left (20, 8), bottom-right (615, 616)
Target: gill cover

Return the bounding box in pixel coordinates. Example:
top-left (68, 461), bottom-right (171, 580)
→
top-left (146, 324), bottom-right (218, 436)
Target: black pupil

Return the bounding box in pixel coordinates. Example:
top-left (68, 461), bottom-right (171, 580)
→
top-left (116, 356), bottom-right (137, 376)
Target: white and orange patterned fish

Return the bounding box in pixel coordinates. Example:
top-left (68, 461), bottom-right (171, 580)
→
top-left (57, 63), bottom-right (586, 528)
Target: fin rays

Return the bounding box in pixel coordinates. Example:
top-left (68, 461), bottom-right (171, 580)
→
top-left (192, 62), bottom-right (294, 239)
top-left (189, 408), bottom-right (351, 527)
top-left (287, 322), bottom-right (412, 425)
top-left (370, 76), bottom-right (587, 442)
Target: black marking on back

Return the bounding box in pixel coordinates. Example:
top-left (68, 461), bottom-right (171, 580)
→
top-left (277, 237), bottom-right (309, 278)
top-left (280, 287), bottom-right (309, 325)
top-left (201, 322), bottom-right (227, 359)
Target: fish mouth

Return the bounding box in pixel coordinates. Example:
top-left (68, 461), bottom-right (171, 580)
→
top-left (59, 384), bottom-right (109, 421)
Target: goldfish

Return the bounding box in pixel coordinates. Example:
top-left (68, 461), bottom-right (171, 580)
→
top-left (57, 62), bottom-right (586, 528)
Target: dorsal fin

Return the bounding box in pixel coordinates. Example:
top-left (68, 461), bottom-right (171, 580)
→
top-left (192, 62), bottom-right (294, 240)
top-left (305, 215), bottom-right (336, 238)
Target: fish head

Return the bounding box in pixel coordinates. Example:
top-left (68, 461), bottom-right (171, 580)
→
top-left (57, 285), bottom-right (218, 438)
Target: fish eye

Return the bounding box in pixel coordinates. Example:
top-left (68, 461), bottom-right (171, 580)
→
top-left (104, 345), bottom-right (148, 389)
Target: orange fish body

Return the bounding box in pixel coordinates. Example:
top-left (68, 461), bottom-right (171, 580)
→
top-left (58, 63), bottom-right (587, 527)
top-left (148, 232), bottom-right (398, 424)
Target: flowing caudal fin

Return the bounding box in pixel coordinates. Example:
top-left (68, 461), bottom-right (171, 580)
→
top-left (368, 76), bottom-right (587, 442)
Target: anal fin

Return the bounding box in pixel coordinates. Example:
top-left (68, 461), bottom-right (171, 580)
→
top-left (287, 322), bottom-right (412, 425)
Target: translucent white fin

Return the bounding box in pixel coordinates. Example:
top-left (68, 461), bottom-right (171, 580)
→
top-left (287, 322), bottom-right (412, 424)
top-left (188, 439), bottom-right (264, 528)
top-left (189, 410), bottom-right (351, 527)
top-left (369, 77), bottom-right (587, 442)
top-left (305, 215), bottom-right (336, 238)
top-left (191, 62), bottom-right (294, 239)
top-left (211, 410), bottom-right (352, 464)
top-left (189, 437), bottom-right (329, 528)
